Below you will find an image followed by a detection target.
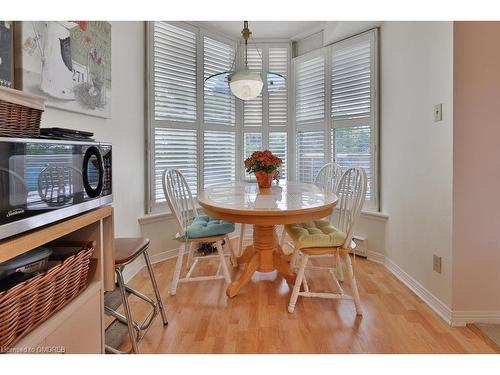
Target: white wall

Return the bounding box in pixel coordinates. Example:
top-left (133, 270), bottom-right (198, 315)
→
top-left (380, 21), bottom-right (454, 307)
top-left (40, 21), bottom-right (146, 237)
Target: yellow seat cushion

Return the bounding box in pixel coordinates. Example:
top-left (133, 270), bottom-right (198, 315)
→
top-left (285, 220), bottom-right (347, 249)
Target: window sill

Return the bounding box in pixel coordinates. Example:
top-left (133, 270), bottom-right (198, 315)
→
top-left (138, 208), bottom-right (389, 226)
top-left (139, 202), bottom-right (208, 225)
top-left (138, 211), bottom-right (175, 225)
top-left (360, 210), bottom-right (389, 222)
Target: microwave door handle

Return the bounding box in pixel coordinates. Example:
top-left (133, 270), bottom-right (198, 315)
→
top-left (82, 146), bottom-right (104, 198)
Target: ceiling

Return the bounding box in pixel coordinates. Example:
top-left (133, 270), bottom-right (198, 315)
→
top-left (197, 21), bottom-right (326, 40)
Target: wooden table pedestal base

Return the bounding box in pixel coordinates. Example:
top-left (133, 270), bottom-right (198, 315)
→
top-left (226, 225), bottom-right (296, 298)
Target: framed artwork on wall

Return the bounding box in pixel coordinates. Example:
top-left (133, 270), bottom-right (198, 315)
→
top-left (0, 21), bottom-right (14, 88)
top-left (15, 21), bottom-right (112, 118)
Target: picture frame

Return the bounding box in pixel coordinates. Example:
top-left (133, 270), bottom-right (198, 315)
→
top-left (14, 21), bottom-right (112, 119)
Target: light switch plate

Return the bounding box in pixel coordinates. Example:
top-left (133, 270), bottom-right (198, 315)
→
top-left (434, 104), bottom-right (443, 122)
top-left (433, 254), bottom-right (442, 274)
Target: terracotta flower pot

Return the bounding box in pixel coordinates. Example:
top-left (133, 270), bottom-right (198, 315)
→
top-left (255, 171), bottom-right (275, 189)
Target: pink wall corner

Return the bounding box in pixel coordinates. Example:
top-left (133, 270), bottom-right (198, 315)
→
top-left (453, 21), bottom-right (500, 311)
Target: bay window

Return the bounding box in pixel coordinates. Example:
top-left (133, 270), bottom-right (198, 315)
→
top-left (148, 21), bottom-right (378, 213)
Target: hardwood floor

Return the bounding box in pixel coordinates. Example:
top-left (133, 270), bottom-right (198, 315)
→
top-left (117, 245), bottom-right (499, 354)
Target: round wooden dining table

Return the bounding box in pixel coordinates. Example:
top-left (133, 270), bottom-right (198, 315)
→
top-left (197, 181), bottom-right (338, 298)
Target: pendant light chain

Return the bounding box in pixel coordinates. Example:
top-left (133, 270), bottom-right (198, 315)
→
top-left (245, 37), bottom-right (248, 67)
top-left (250, 36), bottom-right (263, 64)
top-left (242, 20), bottom-right (252, 68)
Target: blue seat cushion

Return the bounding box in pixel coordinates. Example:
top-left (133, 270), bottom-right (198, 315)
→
top-left (186, 215), bottom-right (235, 239)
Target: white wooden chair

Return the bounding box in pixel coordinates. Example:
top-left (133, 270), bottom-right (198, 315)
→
top-left (314, 162), bottom-right (344, 279)
top-left (280, 162), bottom-right (344, 270)
top-left (162, 169), bottom-right (237, 295)
top-left (285, 167), bottom-right (367, 314)
top-left (314, 162), bottom-right (343, 194)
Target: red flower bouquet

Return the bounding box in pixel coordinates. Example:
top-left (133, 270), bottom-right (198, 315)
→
top-left (244, 150), bottom-right (283, 189)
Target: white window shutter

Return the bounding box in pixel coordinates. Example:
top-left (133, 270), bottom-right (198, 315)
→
top-left (154, 128), bottom-right (198, 202)
top-left (269, 132), bottom-right (287, 180)
top-left (296, 130), bottom-right (324, 183)
top-left (330, 32), bottom-right (376, 209)
top-left (153, 22), bottom-right (197, 122)
top-left (243, 48), bottom-right (263, 126)
top-left (204, 37), bottom-right (235, 126)
top-left (244, 133), bottom-right (263, 159)
top-left (295, 55), bottom-right (325, 124)
top-left (243, 133), bottom-right (262, 178)
top-left (269, 47), bottom-right (288, 127)
top-left (331, 37), bottom-right (371, 122)
top-left (203, 131), bottom-right (236, 188)
top-left (333, 125), bottom-right (372, 203)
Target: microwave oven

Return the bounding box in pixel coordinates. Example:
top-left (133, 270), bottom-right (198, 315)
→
top-left (0, 137), bottom-right (112, 240)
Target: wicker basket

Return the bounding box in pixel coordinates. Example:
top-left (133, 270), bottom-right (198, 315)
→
top-left (0, 241), bottom-right (94, 352)
top-left (0, 86), bottom-right (46, 138)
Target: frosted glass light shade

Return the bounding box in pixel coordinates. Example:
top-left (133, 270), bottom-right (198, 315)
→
top-left (229, 69), bottom-right (263, 100)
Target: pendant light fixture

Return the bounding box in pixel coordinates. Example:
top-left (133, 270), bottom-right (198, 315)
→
top-left (204, 21), bottom-right (285, 101)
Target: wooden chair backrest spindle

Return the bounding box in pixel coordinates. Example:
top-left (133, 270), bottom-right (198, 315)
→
top-left (314, 162), bottom-right (343, 194)
top-left (333, 167), bottom-right (367, 248)
top-left (162, 169), bottom-right (199, 237)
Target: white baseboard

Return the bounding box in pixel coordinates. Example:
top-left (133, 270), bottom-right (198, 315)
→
top-left (367, 250), bottom-right (453, 324)
top-left (122, 257), bottom-right (144, 283)
top-left (149, 247), bottom-right (180, 264)
top-left (122, 247), bottom-right (181, 283)
top-left (451, 311), bottom-right (500, 327)
top-left (383, 256), bottom-right (453, 325)
top-left (368, 250), bottom-right (500, 326)
top-left (366, 250), bottom-right (385, 264)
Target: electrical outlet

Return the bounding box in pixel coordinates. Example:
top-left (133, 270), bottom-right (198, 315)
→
top-left (433, 255), bottom-right (442, 274)
top-left (434, 104), bottom-right (443, 122)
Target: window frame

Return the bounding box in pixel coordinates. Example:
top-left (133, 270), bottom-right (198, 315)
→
top-left (292, 28), bottom-right (379, 211)
top-left (201, 30), bottom-right (238, 190)
top-left (147, 21), bottom-right (200, 213)
top-left (146, 21), bottom-right (237, 213)
top-left (292, 48), bottom-right (330, 183)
